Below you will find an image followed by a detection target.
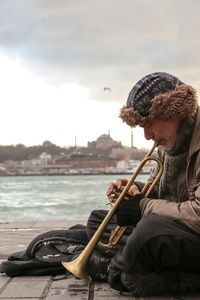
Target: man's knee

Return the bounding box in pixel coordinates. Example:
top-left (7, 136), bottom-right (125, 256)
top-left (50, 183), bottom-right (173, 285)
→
top-left (131, 214), bottom-right (167, 243)
top-left (124, 214), bottom-right (176, 266)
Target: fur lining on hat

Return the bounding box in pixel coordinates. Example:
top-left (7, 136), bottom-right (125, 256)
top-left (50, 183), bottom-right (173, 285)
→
top-left (120, 84), bottom-right (198, 127)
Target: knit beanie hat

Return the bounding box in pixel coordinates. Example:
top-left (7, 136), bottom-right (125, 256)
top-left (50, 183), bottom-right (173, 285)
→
top-left (120, 72), bottom-right (198, 127)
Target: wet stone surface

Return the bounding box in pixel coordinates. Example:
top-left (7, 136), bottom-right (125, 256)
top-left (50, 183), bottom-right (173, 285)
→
top-left (0, 221), bottom-right (200, 299)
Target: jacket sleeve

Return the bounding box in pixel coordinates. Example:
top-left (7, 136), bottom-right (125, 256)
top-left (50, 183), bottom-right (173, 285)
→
top-left (140, 151), bottom-right (200, 233)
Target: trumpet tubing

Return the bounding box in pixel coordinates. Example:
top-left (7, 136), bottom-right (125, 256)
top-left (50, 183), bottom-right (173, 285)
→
top-left (62, 143), bottom-right (163, 280)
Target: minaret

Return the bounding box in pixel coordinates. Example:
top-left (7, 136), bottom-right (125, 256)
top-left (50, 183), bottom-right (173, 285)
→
top-left (131, 129), bottom-right (134, 148)
top-left (75, 136), bottom-right (77, 149)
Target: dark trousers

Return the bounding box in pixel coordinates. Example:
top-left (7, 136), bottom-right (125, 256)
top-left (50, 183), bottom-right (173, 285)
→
top-left (111, 213), bottom-right (200, 272)
top-left (109, 213), bottom-right (200, 290)
top-left (87, 210), bottom-right (200, 291)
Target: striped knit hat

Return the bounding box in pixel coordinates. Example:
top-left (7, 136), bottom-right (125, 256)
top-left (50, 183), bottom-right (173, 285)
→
top-left (120, 72), bottom-right (198, 127)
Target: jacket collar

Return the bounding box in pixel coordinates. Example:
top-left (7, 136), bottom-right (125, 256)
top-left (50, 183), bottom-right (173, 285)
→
top-left (188, 106), bottom-right (200, 158)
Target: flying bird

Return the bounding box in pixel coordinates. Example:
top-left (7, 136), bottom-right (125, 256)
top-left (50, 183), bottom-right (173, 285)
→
top-left (103, 87), bottom-right (111, 91)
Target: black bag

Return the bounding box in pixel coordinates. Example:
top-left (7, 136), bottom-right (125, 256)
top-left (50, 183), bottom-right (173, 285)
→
top-left (0, 224), bottom-right (88, 277)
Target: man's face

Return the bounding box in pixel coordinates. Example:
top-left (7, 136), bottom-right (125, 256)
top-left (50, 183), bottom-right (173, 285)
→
top-left (143, 118), bottom-right (182, 150)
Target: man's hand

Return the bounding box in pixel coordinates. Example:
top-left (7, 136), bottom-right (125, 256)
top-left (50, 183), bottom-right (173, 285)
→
top-left (115, 194), bottom-right (143, 227)
top-left (106, 178), bottom-right (140, 201)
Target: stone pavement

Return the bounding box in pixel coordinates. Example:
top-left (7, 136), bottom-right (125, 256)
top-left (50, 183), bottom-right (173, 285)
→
top-left (0, 221), bottom-right (200, 299)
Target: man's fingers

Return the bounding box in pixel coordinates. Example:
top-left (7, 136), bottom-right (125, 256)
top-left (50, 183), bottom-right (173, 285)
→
top-left (128, 185), bottom-right (141, 195)
top-left (106, 179), bottom-right (131, 198)
top-left (106, 182), bottom-right (116, 196)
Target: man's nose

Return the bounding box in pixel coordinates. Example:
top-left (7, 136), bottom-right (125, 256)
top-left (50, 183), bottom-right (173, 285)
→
top-left (144, 127), bottom-right (154, 140)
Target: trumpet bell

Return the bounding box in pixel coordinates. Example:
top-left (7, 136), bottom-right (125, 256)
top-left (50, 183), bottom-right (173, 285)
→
top-left (62, 253), bottom-right (90, 281)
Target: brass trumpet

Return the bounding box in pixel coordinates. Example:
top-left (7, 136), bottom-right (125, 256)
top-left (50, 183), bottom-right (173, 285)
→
top-left (62, 143), bottom-right (163, 280)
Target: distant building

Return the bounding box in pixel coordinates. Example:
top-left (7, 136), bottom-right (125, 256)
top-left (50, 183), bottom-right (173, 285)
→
top-left (39, 152), bottom-right (52, 165)
top-left (88, 134), bottom-right (122, 150)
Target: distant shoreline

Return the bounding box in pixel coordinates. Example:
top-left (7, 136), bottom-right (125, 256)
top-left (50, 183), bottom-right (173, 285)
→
top-left (0, 172), bottom-right (150, 177)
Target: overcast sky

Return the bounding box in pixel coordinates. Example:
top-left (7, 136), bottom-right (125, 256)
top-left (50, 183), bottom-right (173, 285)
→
top-left (0, 0), bottom-right (200, 149)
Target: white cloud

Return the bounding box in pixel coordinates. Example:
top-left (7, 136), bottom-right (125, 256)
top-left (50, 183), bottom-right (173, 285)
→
top-left (0, 0), bottom-right (200, 148)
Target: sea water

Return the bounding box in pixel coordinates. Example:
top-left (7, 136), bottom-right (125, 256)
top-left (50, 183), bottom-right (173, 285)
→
top-left (0, 174), bottom-right (148, 222)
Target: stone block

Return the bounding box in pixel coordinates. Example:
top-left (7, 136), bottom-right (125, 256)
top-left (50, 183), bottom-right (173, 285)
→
top-left (0, 275), bottom-right (9, 289)
top-left (46, 277), bottom-right (89, 300)
top-left (0, 280), bottom-right (47, 298)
